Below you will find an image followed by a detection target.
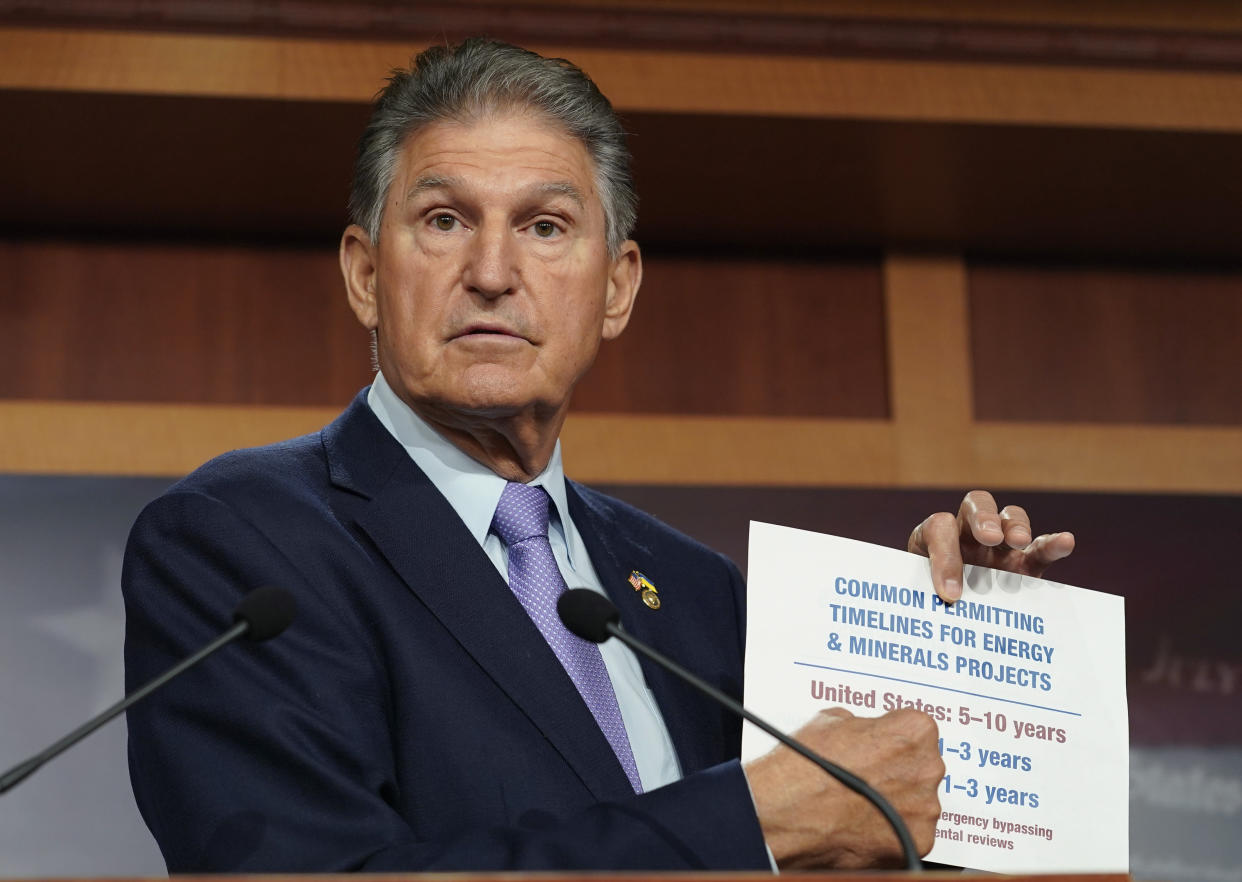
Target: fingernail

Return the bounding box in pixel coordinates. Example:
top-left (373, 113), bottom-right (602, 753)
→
top-left (943, 578), bottom-right (961, 601)
top-left (978, 518), bottom-right (1001, 534)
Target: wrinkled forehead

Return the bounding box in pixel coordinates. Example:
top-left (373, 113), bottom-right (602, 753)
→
top-left (390, 110), bottom-right (605, 213)
top-left (406, 173), bottom-right (588, 211)
top-left (405, 107), bottom-right (595, 168)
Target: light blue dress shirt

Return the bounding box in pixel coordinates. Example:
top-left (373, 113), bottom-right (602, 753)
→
top-left (367, 371), bottom-right (682, 792)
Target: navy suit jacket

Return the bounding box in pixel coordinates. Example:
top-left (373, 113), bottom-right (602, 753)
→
top-left (123, 391), bottom-right (770, 872)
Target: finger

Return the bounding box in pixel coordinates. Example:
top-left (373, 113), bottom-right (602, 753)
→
top-left (999, 504), bottom-right (1033, 550)
top-left (912, 511), bottom-right (963, 603)
top-left (907, 519), bottom-right (928, 556)
top-left (1021, 531), bottom-right (1076, 575)
top-left (958, 490), bottom-right (1004, 547)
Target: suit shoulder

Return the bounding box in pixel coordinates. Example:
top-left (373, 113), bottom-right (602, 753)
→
top-left (161, 430), bottom-right (329, 513)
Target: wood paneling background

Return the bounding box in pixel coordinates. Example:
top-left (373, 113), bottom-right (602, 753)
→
top-left (576, 259), bottom-right (888, 418)
top-left (2, 2), bottom-right (1241, 492)
top-left (0, 243), bottom-right (886, 417)
top-left (7, 91), bottom-right (1242, 259)
top-left (971, 265), bottom-right (1242, 426)
top-left (0, 241), bottom-right (367, 406)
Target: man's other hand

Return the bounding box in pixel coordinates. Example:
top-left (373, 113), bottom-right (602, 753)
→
top-left (744, 707), bottom-right (944, 869)
top-left (907, 490), bottom-right (1075, 603)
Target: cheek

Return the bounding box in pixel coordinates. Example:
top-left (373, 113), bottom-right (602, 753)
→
top-left (375, 264), bottom-right (440, 329)
top-left (542, 249), bottom-right (611, 320)
top-left (549, 303), bottom-right (608, 378)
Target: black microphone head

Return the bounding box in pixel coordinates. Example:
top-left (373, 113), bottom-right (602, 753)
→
top-left (233, 586), bottom-right (297, 642)
top-left (558, 588), bottom-right (620, 643)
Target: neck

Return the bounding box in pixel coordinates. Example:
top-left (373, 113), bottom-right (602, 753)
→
top-left (410, 400), bottom-right (567, 483)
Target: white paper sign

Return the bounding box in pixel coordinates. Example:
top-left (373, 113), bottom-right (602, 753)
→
top-left (742, 521), bottom-right (1128, 873)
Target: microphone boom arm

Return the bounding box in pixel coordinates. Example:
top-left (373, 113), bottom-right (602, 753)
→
top-left (0, 620), bottom-right (249, 794)
top-left (604, 620), bottom-right (923, 870)
top-left (0, 584), bottom-right (294, 795)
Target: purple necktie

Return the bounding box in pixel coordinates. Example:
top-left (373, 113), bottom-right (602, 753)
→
top-left (491, 481), bottom-right (643, 793)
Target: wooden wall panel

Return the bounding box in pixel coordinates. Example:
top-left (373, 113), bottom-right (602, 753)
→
top-left (575, 258), bottom-right (888, 418)
top-left (0, 241), bottom-right (886, 418)
top-left (0, 240), bottom-right (372, 406)
top-left (12, 0), bottom-right (1242, 72)
top-left (970, 265), bottom-right (1242, 425)
top-left (9, 91), bottom-right (1242, 263)
top-left (3, 12), bottom-right (1241, 487)
top-left (0, 89), bottom-right (366, 241)
top-left (9, 27), bottom-right (1242, 134)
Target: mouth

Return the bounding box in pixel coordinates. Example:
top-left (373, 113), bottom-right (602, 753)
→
top-left (452, 322), bottom-right (525, 340)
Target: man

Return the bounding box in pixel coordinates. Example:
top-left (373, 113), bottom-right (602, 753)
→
top-left (123, 39), bottom-right (1073, 872)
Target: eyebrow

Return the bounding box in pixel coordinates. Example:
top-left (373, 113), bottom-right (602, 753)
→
top-left (405, 175), bottom-right (462, 201)
top-left (532, 181), bottom-right (586, 208)
top-left (405, 176), bottom-right (586, 208)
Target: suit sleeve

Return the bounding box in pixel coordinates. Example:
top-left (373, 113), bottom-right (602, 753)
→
top-left (123, 488), bottom-right (771, 873)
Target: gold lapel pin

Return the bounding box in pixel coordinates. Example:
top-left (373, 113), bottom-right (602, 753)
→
top-left (627, 570), bottom-right (661, 610)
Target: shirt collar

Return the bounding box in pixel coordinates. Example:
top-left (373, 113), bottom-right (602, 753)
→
top-left (366, 371), bottom-right (576, 560)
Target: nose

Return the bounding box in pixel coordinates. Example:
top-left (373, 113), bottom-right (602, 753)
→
top-left (461, 222), bottom-right (516, 300)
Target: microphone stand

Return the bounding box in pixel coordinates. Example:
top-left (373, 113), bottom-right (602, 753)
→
top-left (603, 619), bottom-right (923, 871)
top-left (0, 620), bottom-right (250, 794)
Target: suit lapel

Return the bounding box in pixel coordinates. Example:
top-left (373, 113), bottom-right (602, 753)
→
top-left (322, 397), bottom-right (634, 802)
top-left (567, 483), bottom-right (726, 776)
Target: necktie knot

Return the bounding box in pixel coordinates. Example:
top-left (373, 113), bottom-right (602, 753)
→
top-left (492, 481), bottom-right (551, 546)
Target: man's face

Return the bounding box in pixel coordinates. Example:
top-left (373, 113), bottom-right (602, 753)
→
top-left (341, 111), bottom-right (640, 430)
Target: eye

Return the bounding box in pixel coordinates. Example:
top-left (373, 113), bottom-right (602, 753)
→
top-left (532, 220), bottom-right (558, 238)
top-left (432, 214), bottom-right (457, 232)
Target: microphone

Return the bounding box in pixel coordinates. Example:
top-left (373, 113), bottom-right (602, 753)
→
top-left (0, 585), bottom-right (296, 795)
top-left (558, 587), bottom-right (922, 871)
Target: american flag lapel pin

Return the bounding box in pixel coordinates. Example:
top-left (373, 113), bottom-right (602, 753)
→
top-left (627, 570), bottom-right (661, 610)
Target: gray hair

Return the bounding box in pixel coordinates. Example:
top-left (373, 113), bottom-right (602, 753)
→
top-left (348, 38), bottom-right (638, 256)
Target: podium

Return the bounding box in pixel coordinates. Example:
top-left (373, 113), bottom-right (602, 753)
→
top-left (10, 874), bottom-right (1132, 882)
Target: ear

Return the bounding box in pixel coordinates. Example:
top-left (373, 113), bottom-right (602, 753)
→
top-left (340, 224), bottom-right (379, 330)
top-left (601, 239), bottom-right (642, 341)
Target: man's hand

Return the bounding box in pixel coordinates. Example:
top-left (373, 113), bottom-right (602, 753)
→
top-left (744, 707), bottom-right (944, 870)
top-left (908, 490), bottom-right (1075, 603)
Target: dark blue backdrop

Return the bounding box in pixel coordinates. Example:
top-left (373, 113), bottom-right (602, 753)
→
top-left (1, 475), bottom-right (1237, 878)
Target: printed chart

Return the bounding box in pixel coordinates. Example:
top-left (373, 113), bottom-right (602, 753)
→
top-left (742, 521), bottom-right (1128, 873)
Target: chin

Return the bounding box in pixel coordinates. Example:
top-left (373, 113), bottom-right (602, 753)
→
top-left (453, 376), bottom-right (552, 416)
